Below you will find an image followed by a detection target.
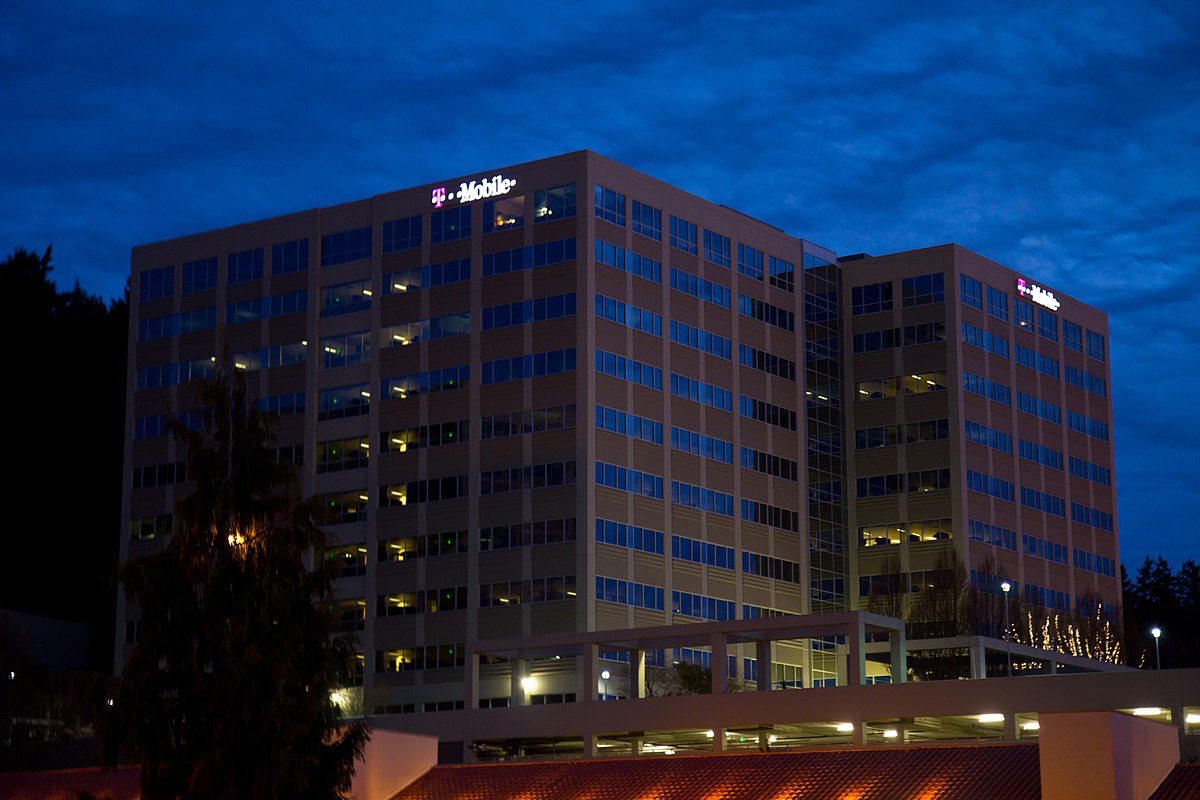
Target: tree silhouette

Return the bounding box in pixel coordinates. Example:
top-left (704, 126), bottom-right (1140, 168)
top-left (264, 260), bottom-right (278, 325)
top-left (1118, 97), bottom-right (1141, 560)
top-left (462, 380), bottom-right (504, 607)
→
top-left (117, 365), bottom-right (367, 799)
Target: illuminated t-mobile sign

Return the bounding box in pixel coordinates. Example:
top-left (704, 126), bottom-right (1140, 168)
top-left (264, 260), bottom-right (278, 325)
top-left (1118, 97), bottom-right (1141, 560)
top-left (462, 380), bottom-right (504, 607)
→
top-left (431, 174), bottom-right (517, 208)
top-left (1016, 278), bottom-right (1061, 312)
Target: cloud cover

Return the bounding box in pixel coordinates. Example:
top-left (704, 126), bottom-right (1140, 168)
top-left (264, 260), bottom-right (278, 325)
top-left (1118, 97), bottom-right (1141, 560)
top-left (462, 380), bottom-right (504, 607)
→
top-left (1, 0), bottom-right (1197, 567)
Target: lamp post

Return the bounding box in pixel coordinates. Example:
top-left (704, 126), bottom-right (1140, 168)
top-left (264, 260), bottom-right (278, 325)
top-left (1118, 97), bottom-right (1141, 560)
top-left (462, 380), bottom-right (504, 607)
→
top-left (600, 669), bottom-right (610, 700)
top-left (1151, 627), bottom-right (1162, 670)
top-left (1000, 581), bottom-right (1012, 677)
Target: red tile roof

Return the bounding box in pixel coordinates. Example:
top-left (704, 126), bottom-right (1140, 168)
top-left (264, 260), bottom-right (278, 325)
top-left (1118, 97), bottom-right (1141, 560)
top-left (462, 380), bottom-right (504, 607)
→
top-left (391, 742), bottom-right (1042, 800)
top-left (0, 765), bottom-right (140, 800)
top-left (1150, 765), bottom-right (1200, 800)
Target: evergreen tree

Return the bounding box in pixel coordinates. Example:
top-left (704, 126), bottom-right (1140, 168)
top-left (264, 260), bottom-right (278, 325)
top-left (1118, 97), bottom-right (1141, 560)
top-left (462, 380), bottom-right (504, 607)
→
top-left (118, 366), bottom-right (367, 799)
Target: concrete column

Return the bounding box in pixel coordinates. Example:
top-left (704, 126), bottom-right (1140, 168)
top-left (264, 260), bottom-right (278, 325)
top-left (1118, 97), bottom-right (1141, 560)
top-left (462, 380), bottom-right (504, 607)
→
top-left (970, 643), bottom-right (987, 679)
top-left (756, 640), bottom-right (772, 691)
top-left (511, 657), bottom-right (527, 706)
top-left (629, 649), bottom-right (645, 699)
top-left (847, 618), bottom-right (866, 686)
top-left (710, 632), bottom-right (727, 694)
top-left (889, 630), bottom-right (907, 683)
top-left (578, 643), bottom-right (598, 702)
top-left (465, 652), bottom-right (480, 709)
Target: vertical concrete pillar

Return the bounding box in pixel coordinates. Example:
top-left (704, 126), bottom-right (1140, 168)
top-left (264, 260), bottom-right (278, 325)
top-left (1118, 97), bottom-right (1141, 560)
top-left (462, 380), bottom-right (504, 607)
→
top-left (710, 632), bottom-right (727, 693)
top-left (756, 640), bottom-right (773, 691)
top-left (578, 643), bottom-right (598, 702)
top-left (629, 649), bottom-right (645, 699)
top-left (511, 657), bottom-right (527, 706)
top-left (465, 652), bottom-right (480, 709)
top-left (848, 618), bottom-right (866, 686)
top-left (889, 630), bottom-right (907, 683)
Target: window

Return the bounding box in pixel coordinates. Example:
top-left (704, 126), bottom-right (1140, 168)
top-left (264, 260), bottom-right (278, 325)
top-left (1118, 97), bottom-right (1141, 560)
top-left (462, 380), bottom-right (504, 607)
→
top-left (594, 184), bottom-right (626, 226)
top-left (1038, 308), bottom-right (1058, 342)
top-left (483, 197), bottom-right (524, 232)
top-left (769, 255), bottom-right (794, 293)
top-left (703, 229), bottom-right (731, 267)
top-left (738, 244), bottom-right (764, 280)
top-left (960, 275), bottom-right (983, 309)
top-left (182, 258), bottom-right (217, 293)
top-left (430, 206), bottom-right (471, 244)
top-left (671, 267), bottom-right (730, 307)
top-left (322, 227), bottom-right (372, 266)
top-left (987, 286), bottom-right (1008, 320)
top-left (1086, 329), bottom-right (1106, 361)
top-left (271, 239), bottom-right (309, 275)
top-left (1014, 298), bottom-right (1034, 331)
top-left (318, 384), bottom-right (370, 421)
top-left (140, 266), bottom-right (174, 301)
top-left (321, 280), bottom-right (370, 317)
top-left (669, 215), bottom-right (697, 254)
top-left (317, 437), bottom-right (371, 473)
top-left (1064, 320), bottom-right (1083, 352)
top-left (382, 215), bottom-right (422, 252)
top-left (534, 183), bottom-right (577, 222)
top-left (902, 273), bottom-right (944, 306)
top-left (321, 331), bottom-right (370, 369)
top-left (852, 282), bottom-right (892, 315)
top-left (227, 248), bottom-right (264, 285)
top-left (631, 200), bottom-right (661, 240)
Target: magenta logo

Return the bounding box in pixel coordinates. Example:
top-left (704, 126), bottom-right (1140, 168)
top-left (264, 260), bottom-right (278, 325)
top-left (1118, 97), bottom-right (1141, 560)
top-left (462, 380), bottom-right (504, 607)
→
top-left (431, 187), bottom-right (447, 208)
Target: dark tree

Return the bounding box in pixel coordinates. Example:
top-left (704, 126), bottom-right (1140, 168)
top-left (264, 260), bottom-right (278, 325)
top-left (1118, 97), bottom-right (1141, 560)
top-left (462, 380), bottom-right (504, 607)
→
top-left (117, 367), bottom-right (367, 799)
top-left (0, 246), bottom-right (127, 673)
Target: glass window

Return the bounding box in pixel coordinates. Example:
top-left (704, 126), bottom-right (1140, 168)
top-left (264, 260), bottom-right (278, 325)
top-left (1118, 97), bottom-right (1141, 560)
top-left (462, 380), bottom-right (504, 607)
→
top-left (669, 215), bottom-right (698, 255)
top-left (902, 273), bottom-right (944, 306)
top-left (534, 183), bottom-right (576, 222)
top-left (703, 229), bottom-right (731, 268)
top-left (182, 257), bottom-right (217, 294)
top-left (322, 227), bottom-right (372, 266)
top-left (594, 185), bottom-right (626, 226)
top-left (631, 200), bottom-right (661, 240)
top-left (430, 206), bottom-right (471, 244)
top-left (383, 215), bottom-right (422, 253)
top-left (483, 196), bottom-right (525, 232)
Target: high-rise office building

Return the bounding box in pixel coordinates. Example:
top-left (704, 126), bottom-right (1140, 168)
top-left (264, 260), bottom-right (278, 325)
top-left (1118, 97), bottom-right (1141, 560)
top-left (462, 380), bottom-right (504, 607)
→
top-left (119, 151), bottom-right (1119, 714)
top-left (842, 246), bottom-right (1120, 629)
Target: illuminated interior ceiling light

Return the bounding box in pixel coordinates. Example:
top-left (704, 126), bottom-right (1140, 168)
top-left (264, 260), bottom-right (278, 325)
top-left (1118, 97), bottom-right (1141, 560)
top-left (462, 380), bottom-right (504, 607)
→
top-left (978, 713), bottom-right (1004, 723)
top-left (835, 723), bottom-right (854, 732)
top-left (1021, 721), bottom-right (1041, 731)
top-left (1132, 707), bottom-right (1163, 716)
top-left (883, 729), bottom-right (899, 738)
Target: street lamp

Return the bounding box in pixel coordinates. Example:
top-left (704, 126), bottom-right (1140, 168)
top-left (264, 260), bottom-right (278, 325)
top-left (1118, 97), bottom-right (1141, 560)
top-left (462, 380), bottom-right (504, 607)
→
top-left (1000, 581), bottom-right (1012, 677)
top-left (1151, 627), bottom-right (1162, 670)
top-left (600, 669), bottom-right (611, 700)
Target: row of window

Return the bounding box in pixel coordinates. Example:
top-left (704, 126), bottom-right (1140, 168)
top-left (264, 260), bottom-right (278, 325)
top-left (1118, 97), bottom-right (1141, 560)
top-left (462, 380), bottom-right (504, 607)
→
top-left (860, 518), bottom-right (952, 547)
top-left (852, 321), bottom-right (945, 353)
top-left (481, 404), bottom-right (577, 439)
top-left (856, 371), bottom-right (947, 400)
top-left (595, 518), bottom-right (664, 555)
top-left (479, 461), bottom-right (576, 494)
top-left (595, 294), bottom-right (661, 335)
top-left (857, 419), bottom-right (950, 449)
top-left (858, 469), bottom-right (952, 498)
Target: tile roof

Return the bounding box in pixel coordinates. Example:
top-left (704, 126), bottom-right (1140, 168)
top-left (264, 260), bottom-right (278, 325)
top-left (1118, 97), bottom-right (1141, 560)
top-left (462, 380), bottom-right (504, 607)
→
top-left (391, 742), bottom-right (1042, 800)
top-left (0, 765), bottom-right (140, 800)
top-left (1149, 765), bottom-right (1200, 800)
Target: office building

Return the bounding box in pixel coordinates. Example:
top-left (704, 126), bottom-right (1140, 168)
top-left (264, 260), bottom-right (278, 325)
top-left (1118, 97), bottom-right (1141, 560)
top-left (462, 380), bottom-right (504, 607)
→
top-left (119, 150), bottom-right (1120, 716)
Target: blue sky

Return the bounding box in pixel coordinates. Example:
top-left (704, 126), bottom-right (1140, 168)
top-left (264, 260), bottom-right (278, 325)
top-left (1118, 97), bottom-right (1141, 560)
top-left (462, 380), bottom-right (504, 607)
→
top-left (2, 0), bottom-right (1197, 569)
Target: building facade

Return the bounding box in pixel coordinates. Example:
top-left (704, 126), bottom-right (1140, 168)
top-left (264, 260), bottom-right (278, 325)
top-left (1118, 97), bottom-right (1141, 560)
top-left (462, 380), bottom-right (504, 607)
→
top-left (118, 150), bottom-right (1120, 715)
top-left (842, 246), bottom-right (1120, 634)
